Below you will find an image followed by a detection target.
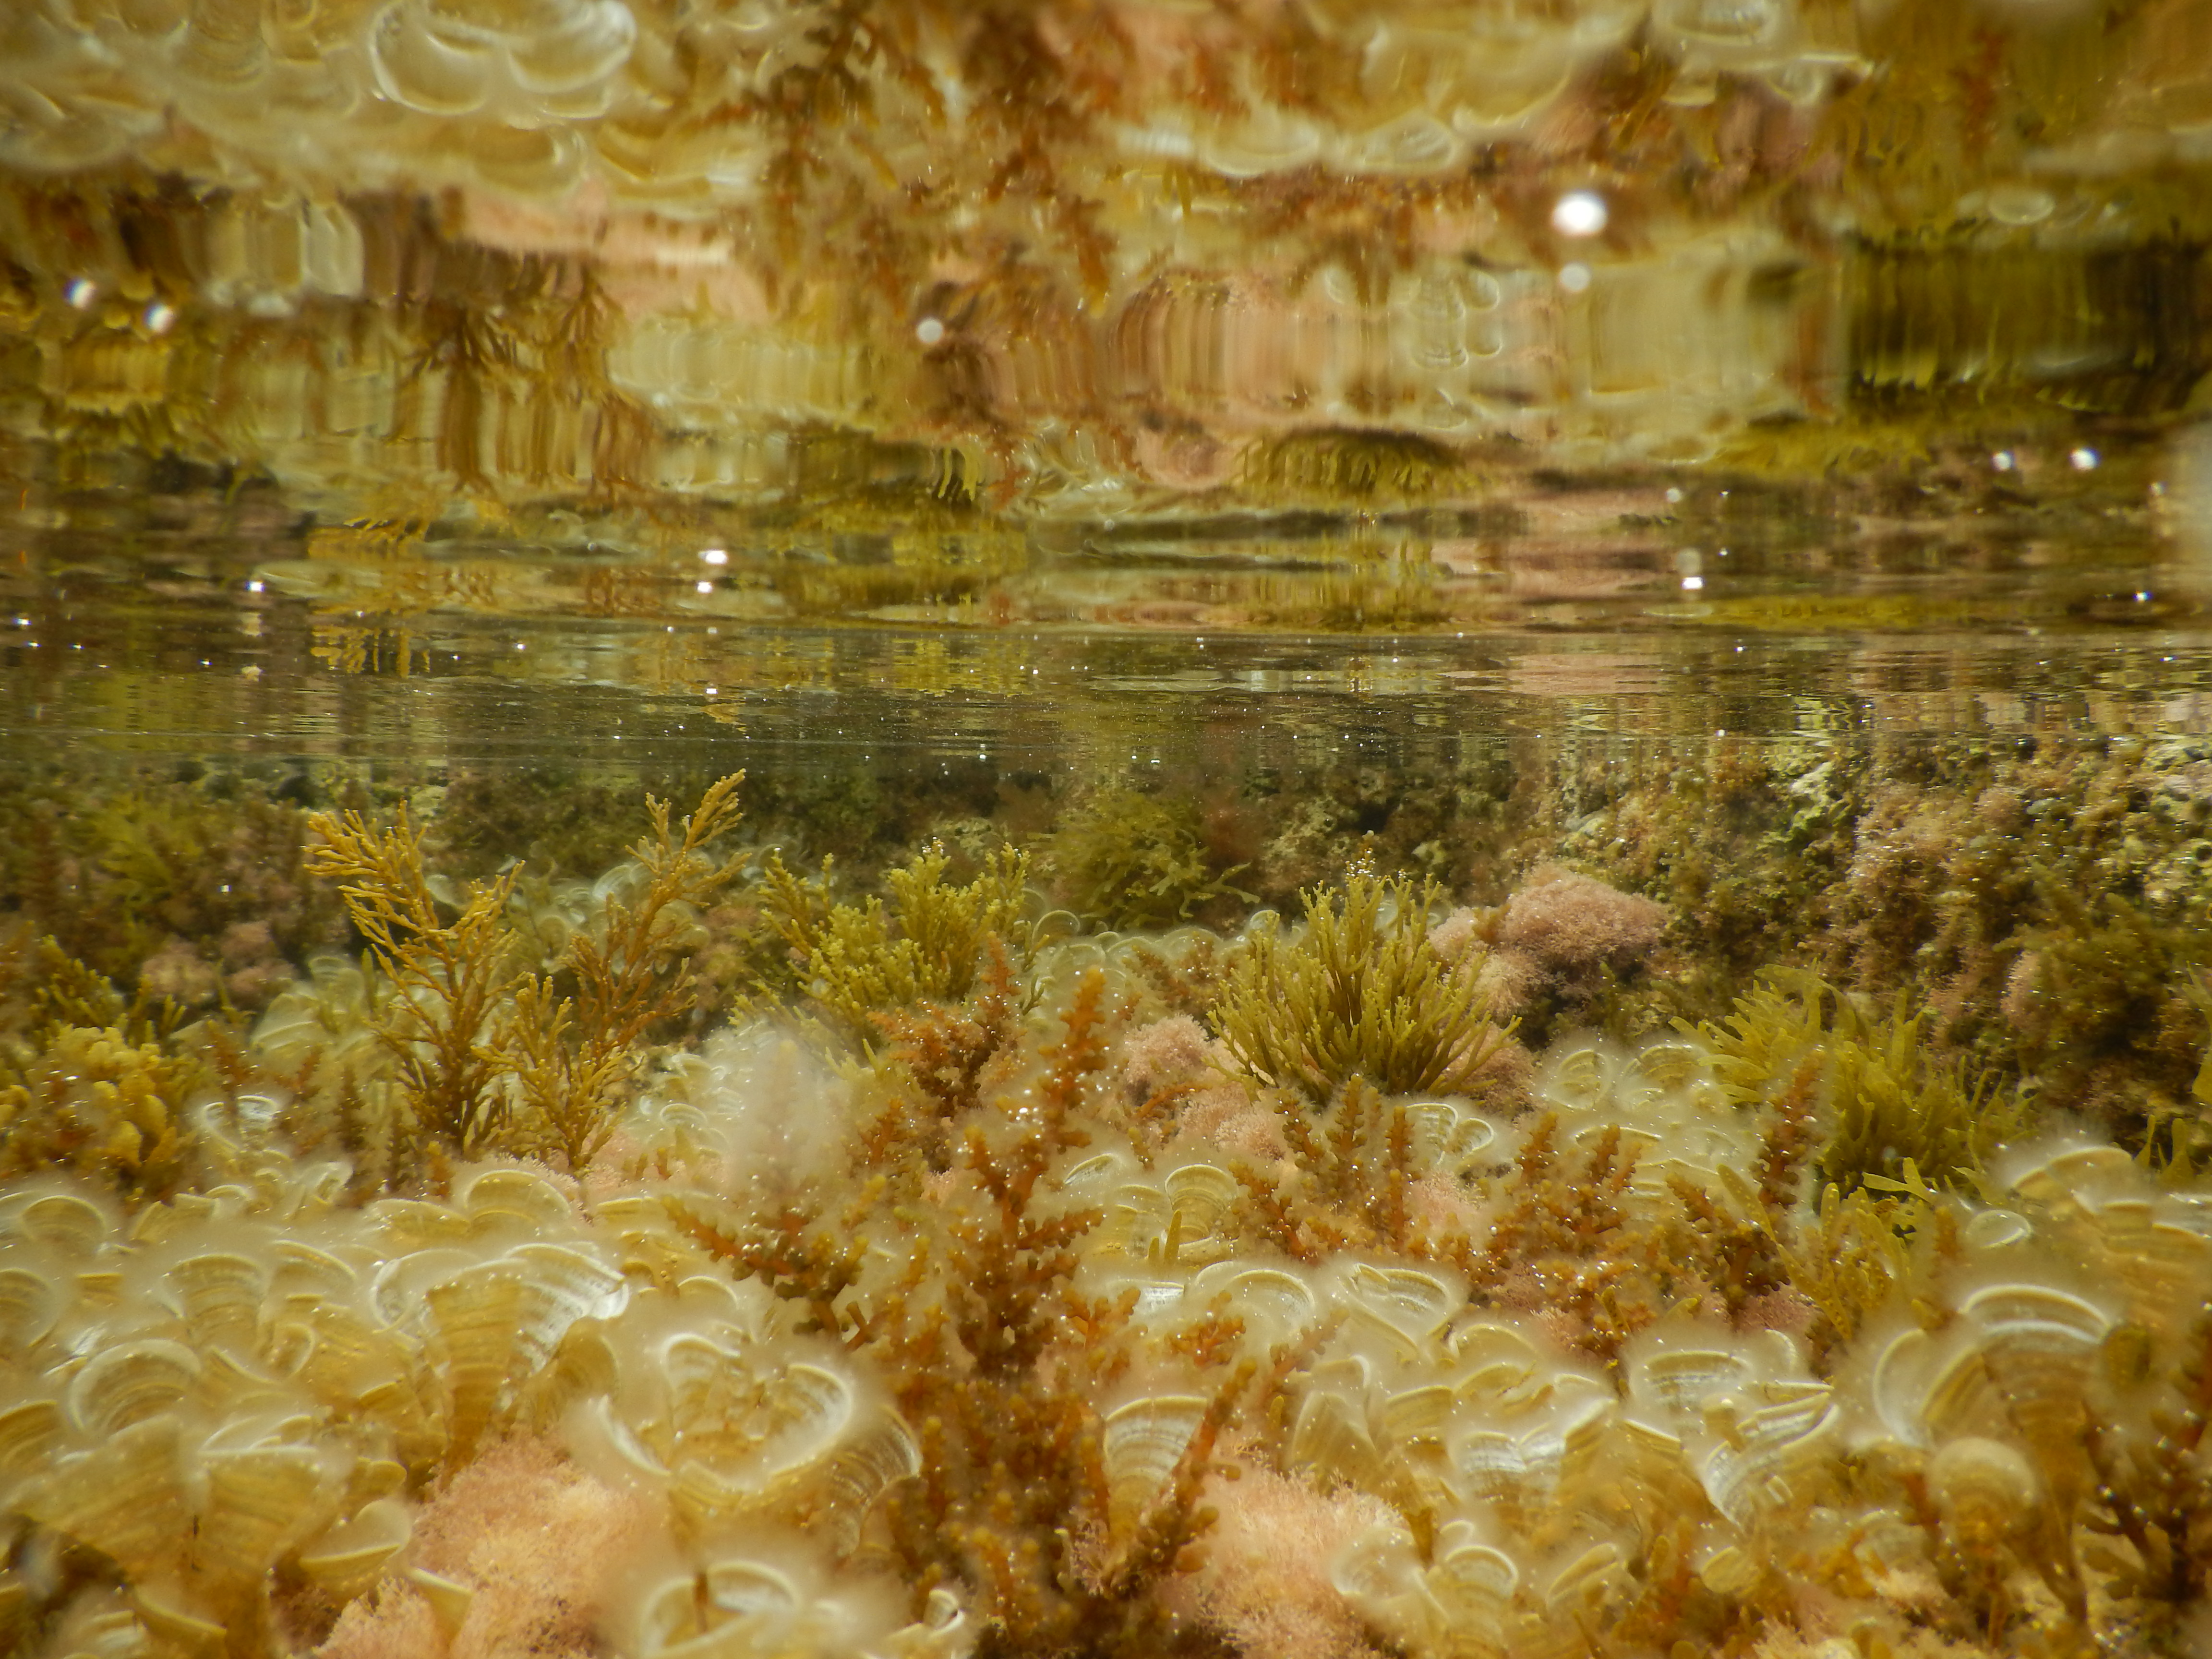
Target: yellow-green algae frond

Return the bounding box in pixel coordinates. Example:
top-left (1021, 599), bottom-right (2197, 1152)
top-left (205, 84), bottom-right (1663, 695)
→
top-left (1212, 866), bottom-right (1514, 1103)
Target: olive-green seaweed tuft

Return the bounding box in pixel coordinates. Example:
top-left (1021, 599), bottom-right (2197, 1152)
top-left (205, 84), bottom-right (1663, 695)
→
top-left (1698, 973), bottom-right (2023, 1198)
top-left (758, 841), bottom-right (1038, 1048)
top-left (1045, 788), bottom-right (1251, 932)
top-left (1212, 865), bottom-right (1511, 1102)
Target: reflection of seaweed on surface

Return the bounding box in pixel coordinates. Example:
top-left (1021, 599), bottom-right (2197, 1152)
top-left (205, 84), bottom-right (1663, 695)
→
top-left (1241, 429), bottom-right (1462, 503)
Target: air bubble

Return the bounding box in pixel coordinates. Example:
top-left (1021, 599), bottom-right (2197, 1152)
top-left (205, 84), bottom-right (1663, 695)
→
top-left (1551, 192), bottom-right (1608, 237)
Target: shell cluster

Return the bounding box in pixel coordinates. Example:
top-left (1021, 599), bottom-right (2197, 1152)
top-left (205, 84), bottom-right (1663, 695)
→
top-left (0, 1145), bottom-right (957, 1659)
top-left (1536, 1033), bottom-right (1760, 1214)
top-left (1278, 1121), bottom-right (2212, 1659)
top-left (1291, 1286), bottom-right (1840, 1659)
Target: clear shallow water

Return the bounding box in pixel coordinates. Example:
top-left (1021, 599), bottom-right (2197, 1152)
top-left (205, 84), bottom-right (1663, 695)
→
top-left (10, 469), bottom-right (2212, 1659)
top-left (3, 471), bottom-right (2207, 783)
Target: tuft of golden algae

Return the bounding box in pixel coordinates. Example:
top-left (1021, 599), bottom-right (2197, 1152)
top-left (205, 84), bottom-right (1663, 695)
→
top-left (1213, 866), bottom-right (1515, 1103)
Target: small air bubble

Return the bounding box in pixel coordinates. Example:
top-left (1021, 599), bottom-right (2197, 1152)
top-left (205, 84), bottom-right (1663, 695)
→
top-left (1551, 191), bottom-right (1608, 237)
top-left (1992, 451), bottom-right (2016, 472)
top-left (1557, 263), bottom-right (1592, 294)
top-left (696, 579), bottom-right (713, 593)
top-left (144, 302), bottom-right (175, 334)
top-left (699, 547), bottom-right (728, 565)
top-left (2069, 446), bottom-right (2100, 471)
top-left (915, 317), bottom-right (946, 346)
top-left (65, 279), bottom-right (96, 309)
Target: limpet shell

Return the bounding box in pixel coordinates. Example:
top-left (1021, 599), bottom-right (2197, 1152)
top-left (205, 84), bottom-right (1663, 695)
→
top-left (1103, 1395), bottom-right (1208, 1530)
top-left (0, 1261), bottom-right (61, 1351)
top-left (12, 1190), bottom-right (113, 1255)
top-left (297, 1498), bottom-right (412, 1599)
top-left (69, 1340), bottom-right (200, 1435)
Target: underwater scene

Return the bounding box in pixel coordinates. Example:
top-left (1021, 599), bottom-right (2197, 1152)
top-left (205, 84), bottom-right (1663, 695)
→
top-left (9, 3), bottom-right (2212, 1659)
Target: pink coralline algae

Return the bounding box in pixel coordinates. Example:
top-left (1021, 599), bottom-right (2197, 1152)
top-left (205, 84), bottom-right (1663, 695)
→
top-left (1497, 865), bottom-right (1670, 982)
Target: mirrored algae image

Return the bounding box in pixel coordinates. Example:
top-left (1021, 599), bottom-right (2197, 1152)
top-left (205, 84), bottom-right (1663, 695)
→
top-left (13, 6), bottom-right (2212, 1659)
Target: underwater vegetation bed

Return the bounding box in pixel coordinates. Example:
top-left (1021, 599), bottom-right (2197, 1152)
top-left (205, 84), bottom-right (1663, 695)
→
top-left (4, 731), bottom-right (2212, 1659)
top-left (8, 0), bottom-right (2212, 1656)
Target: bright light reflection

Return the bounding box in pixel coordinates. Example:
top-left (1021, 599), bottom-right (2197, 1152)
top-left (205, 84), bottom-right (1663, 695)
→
top-left (1551, 191), bottom-right (1608, 237)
